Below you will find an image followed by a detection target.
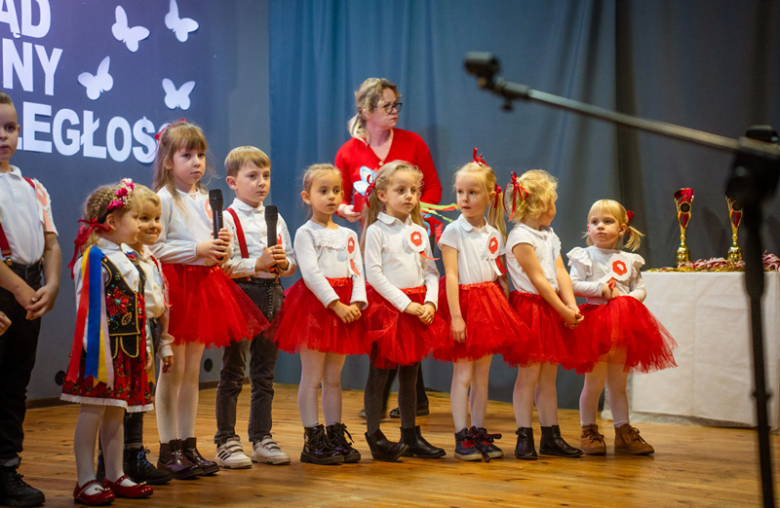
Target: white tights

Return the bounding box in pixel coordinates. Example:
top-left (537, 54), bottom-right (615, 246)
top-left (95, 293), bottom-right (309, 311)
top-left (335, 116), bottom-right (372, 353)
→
top-left (450, 355), bottom-right (492, 431)
top-left (512, 362), bottom-right (559, 428)
top-left (579, 360), bottom-right (630, 427)
top-left (297, 348), bottom-right (346, 428)
top-left (155, 342), bottom-right (205, 443)
top-left (74, 405), bottom-right (137, 494)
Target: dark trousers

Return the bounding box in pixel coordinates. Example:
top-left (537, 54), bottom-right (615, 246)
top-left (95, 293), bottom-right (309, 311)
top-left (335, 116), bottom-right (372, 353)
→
top-left (0, 264), bottom-right (42, 469)
top-left (382, 364), bottom-right (428, 411)
top-left (121, 318), bottom-right (161, 449)
top-left (215, 278), bottom-right (284, 444)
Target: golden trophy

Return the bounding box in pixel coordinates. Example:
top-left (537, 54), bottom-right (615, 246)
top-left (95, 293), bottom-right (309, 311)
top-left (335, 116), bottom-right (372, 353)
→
top-left (674, 188), bottom-right (694, 265)
top-left (726, 197), bottom-right (743, 263)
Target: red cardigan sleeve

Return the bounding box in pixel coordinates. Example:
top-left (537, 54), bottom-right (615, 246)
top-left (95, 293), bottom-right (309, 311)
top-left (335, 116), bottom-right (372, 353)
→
top-left (416, 139), bottom-right (442, 205)
top-left (335, 143), bottom-right (354, 206)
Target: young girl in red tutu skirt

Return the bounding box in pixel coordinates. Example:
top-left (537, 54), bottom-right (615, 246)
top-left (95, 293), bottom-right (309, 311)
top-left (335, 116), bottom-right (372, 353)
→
top-left (501, 169), bottom-right (588, 461)
top-left (435, 150), bottom-right (530, 462)
top-left (150, 121), bottom-right (268, 479)
top-left (568, 199), bottom-right (677, 456)
top-left (62, 179), bottom-right (154, 504)
top-left (362, 161), bottom-right (448, 462)
top-left (270, 164), bottom-right (367, 465)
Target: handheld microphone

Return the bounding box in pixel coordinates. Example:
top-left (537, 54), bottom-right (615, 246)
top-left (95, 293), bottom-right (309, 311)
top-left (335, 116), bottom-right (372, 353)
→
top-left (208, 189), bottom-right (224, 260)
top-left (265, 205), bottom-right (279, 273)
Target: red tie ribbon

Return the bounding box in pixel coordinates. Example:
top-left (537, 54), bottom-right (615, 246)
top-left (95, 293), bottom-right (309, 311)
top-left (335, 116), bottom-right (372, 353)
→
top-left (503, 172), bottom-right (529, 221)
top-left (67, 219), bottom-right (111, 277)
top-left (473, 147), bottom-right (487, 166)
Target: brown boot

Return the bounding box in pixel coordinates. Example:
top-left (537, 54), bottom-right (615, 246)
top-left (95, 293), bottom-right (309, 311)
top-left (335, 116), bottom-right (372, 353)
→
top-left (580, 424), bottom-right (606, 455)
top-left (182, 437), bottom-right (220, 475)
top-left (157, 440), bottom-right (202, 479)
top-left (614, 424), bottom-right (654, 455)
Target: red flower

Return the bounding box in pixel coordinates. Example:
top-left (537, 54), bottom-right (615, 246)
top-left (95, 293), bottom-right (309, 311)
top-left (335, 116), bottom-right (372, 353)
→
top-left (107, 287), bottom-right (130, 317)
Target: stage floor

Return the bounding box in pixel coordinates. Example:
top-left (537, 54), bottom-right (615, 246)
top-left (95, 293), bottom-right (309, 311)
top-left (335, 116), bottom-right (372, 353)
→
top-left (19, 384), bottom-right (779, 507)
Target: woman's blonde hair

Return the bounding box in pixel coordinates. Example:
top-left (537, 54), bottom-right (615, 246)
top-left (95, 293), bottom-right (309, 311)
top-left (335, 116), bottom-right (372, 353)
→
top-left (133, 184), bottom-right (161, 208)
top-left (361, 161), bottom-right (424, 250)
top-left (82, 182), bottom-right (139, 249)
top-left (454, 161), bottom-right (506, 240)
top-left (348, 78), bottom-right (400, 143)
top-left (585, 199), bottom-right (644, 251)
top-left (507, 169), bottom-right (558, 223)
top-left (152, 120), bottom-right (212, 209)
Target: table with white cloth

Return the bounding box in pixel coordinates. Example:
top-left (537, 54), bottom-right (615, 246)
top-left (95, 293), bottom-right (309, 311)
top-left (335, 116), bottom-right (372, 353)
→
top-left (630, 271), bottom-right (780, 430)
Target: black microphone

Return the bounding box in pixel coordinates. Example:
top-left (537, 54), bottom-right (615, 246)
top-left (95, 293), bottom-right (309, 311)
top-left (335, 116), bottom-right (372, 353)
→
top-left (265, 205), bottom-right (278, 246)
top-left (209, 189), bottom-right (224, 261)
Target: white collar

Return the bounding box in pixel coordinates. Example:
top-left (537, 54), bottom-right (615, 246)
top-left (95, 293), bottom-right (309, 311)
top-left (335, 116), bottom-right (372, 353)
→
top-left (124, 244), bottom-right (152, 260)
top-left (175, 188), bottom-right (204, 199)
top-left (457, 214), bottom-right (490, 233)
top-left (96, 238), bottom-right (122, 251)
top-left (377, 212), bottom-right (412, 226)
top-left (518, 222), bottom-right (548, 238)
top-left (232, 197), bottom-right (264, 214)
top-left (592, 246), bottom-right (621, 255)
top-left (0, 166), bottom-right (22, 179)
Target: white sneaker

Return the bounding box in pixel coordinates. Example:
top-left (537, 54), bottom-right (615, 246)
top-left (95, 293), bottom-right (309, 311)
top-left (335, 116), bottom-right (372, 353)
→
top-left (215, 437), bottom-right (252, 469)
top-left (252, 436), bottom-right (291, 465)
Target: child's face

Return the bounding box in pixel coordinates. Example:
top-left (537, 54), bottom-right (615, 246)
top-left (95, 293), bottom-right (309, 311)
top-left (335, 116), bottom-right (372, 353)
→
top-left (167, 146), bottom-right (205, 190)
top-left (227, 162), bottom-right (270, 208)
top-left (0, 103), bottom-right (20, 171)
top-left (136, 200), bottom-right (162, 246)
top-left (302, 172), bottom-right (342, 217)
top-left (539, 199), bottom-right (557, 227)
top-left (587, 209), bottom-right (625, 249)
top-left (107, 205), bottom-right (141, 246)
top-left (378, 171), bottom-right (419, 219)
top-left (456, 174), bottom-right (492, 221)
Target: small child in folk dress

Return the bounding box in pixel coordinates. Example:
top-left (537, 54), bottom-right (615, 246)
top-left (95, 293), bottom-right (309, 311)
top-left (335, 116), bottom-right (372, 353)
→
top-left (568, 199), bottom-right (677, 455)
top-left (362, 161), bottom-right (448, 462)
top-left (500, 169), bottom-right (588, 460)
top-left (435, 151), bottom-right (531, 461)
top-left (271, 164), bottom-right (367, 465)
top-left (62, 180), bottom-right (154, 505)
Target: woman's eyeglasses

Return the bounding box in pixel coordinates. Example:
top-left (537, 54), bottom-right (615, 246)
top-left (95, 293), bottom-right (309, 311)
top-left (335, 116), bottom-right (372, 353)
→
top-left (379, 102), bottom-right (402, 114)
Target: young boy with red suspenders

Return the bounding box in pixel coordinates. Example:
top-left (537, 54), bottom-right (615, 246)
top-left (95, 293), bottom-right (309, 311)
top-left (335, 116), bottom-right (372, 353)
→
top-left (0, 92), bottom-right (61, 507)
top-left (213, 147), bottom-right (296, 468)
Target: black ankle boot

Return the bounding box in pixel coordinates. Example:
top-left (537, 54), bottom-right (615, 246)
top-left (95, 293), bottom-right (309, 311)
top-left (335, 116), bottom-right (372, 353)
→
top-left (515, 427), bottom-right (537, 460)
top-left (301, 425), bottom-right (344, 465)
top-left (364, 429), bottom-right (407, 462)
top-left (539, 425), bottom-right (583, 458)
top-left (326, 423), bottom-right (361, 463)
top-left (454, 428), bottom-right (481, 461)
top-left (125, 447), bottom-right (173, 485)
top-left (183, 437), bottom-right (221, 475)
top-left (399, 426), bottom-right (446, 458)
top-left (0, 467), bottom-right (45, 508)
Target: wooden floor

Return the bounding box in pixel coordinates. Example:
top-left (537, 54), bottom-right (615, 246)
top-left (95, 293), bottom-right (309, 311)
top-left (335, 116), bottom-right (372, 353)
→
top-left (19, 384), bottom-right (780, 508)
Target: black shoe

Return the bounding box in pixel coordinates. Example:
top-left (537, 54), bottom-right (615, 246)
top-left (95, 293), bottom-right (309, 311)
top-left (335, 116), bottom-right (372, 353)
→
top-left (183, 437), bottom-right (221, 475)
top-left (515, 427), bottom-right (537, 460)
top-left (389, 404), bottom-right (429, 419)
top-left (471, 427), bottom-right (503, 462)
top-left (300, 425), bottom-right (344, 465)
top-left (399, 426), bottom-right (445, 458)
top-left (364, 429), bottom-right (408, 462)
top-left (539, 425), bottom-right (583, 458)
top-left (454, 428), bottom-right (481, 461)
top-left (326, 423), bottom-right (361, 463)
top-left (0, 467), bottom-right (45, 507)
top-left (125, 447), bottom-right (173, 485)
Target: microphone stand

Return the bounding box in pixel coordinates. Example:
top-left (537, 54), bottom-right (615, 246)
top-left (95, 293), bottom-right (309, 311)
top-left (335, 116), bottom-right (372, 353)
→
top-left (464, 52), bottom-right (778, 508)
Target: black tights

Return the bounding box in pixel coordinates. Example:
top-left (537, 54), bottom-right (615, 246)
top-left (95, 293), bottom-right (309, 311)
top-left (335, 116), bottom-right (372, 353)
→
top-left (365, 359), bottom-right (419, 435)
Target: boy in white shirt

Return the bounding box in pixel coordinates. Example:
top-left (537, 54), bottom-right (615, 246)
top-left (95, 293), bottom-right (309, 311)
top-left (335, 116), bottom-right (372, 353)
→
top-left (0, 91), bottom-right (61, 507)
top-left (215, 147), bottom-right (296, 467)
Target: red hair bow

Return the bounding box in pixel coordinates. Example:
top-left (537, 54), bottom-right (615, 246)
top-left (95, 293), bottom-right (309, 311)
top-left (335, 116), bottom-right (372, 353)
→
top-left (473, 147), bottom-right (487, 166)
top-left (503, 172), bottom-right (529, 221)
top-left (154, 118), bottom-right (188, 141)
top-left (365, 181), bottom-right (376, 199)
top-left (493, 183), bottom-right (501, 209)
top-left (67, 218), bottom-right (112, 277)
top-left (625, 210), bottom-right (634, 237)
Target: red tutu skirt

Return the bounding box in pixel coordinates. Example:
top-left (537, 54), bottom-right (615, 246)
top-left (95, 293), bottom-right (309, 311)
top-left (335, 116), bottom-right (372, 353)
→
top-left (270, 278), bottom-right (368, 355)
top-left (163, 264), bottom-right (269, 348)
top-left (500, 291), bottom-right (590, 368)
top-left (434, 278), bottom-right (531, 361)
top-left (576, 296), bottom-right (677, 374)
top-left (61, 346), bottom-right (153, 412)
top-left (364, 285), bottom-right (449, 369)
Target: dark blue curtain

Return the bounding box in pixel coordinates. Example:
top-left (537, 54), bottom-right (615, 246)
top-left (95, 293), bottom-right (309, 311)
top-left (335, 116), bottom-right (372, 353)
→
top-left (269, 0), bottom-right (780, 407)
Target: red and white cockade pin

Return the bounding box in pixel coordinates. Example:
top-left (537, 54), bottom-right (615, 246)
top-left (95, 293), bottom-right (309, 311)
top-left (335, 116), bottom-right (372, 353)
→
top-left (485, 230), bottom-right (507, 276)
top-left (407, 225), bottom-right (438, 261)
top-left (347, 234), bottom-right (360, 276)
top-left (602, 253), bottom-right (631, 283)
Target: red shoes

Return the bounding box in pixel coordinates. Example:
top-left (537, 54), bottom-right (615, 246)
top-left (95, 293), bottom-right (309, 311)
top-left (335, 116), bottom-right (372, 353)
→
top-left (73, 479), bottom-right (115, 506)
top-left (103, 474), bottom-right (153, 498)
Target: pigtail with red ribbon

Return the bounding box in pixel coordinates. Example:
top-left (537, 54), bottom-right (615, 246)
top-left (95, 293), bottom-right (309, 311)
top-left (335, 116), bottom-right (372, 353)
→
top-left (503, 172), bottom-right (529, 221)
top-left (625, 210), bottom-right (634, 237)
top-left (68, 219), bottom-right (112, 277)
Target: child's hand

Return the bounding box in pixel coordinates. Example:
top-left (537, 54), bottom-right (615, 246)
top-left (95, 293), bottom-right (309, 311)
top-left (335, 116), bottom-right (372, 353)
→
top-left (418, 302), bottom-right (435, 325)
top-left (337, 204), bottom-right (364, 223)
top-left (255, 247), bottom-right (277, 272)
top-left (196, 238), bottom-right (229, 263)
top-left (0, 311), bottom-right (11, 335)
top-left (328, 300), bottom-right (361, 323)
top-left (217, 227), bottom-right (232, 243)
top-left (25, 284), bottom-right (59, 320)
top-left (404, 302), bottom-right (423, 316)
top-left (161, 355), bottom-right (174, 374)
top-left (562, 306), bottom-right (584, 328)
top-left (13, 282), bottom-right (36, 311)
top-left (450, 315), bottom-right (466, 343)
top-left (271, 245), bottom-right (289, 271)
top-left (601, 282), bottom-right (619, 301)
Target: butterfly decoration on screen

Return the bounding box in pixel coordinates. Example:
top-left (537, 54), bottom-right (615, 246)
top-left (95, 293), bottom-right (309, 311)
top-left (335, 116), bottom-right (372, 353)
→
top-left (165, 0), bottom-right (199, 42)
top-left (78, 57), bottom-right (113, 100)
top-left (112, 6), bottom-right (149, 52)
top-left (163, 79), bottom-right (196, 110)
